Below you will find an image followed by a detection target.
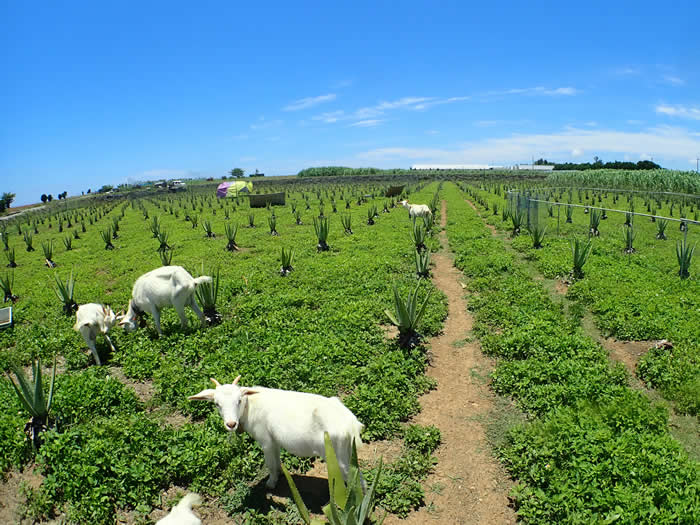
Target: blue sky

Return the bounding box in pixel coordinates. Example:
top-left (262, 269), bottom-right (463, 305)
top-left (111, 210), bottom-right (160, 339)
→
top-left (2, 0), bottom-right (699, 205)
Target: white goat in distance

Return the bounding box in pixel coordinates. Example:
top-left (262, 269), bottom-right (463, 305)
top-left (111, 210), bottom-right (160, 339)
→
top-left (73, 303), bottom-right (120, 365)
top-left (119, 266), bottom-right (211, 337)
top-left (155, 493), bottom-right (202, 525)
top-left (400, 199), bottom-right (432, 220)
top-left (189, 376), bottom-right (364, 489)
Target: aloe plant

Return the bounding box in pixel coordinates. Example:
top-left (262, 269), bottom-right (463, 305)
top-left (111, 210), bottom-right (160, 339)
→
top-left (149, 216), bottom-right (161, 238)
top-left (385, 283), bottom-right (432, 347)
top-left (510, 206), bottom-right (525, 236)
top-left (224, 223), bottom-right (239, 251)
top-left (195, 266), bottom-right (221, 325)
top-left (341, 214), bottom-right (353, 235)
top-left (190, 214), bottom-right (199, 229)
top-left (529, 223), bottom-right (547, 249)
top-left (23, 231), bottom-right (35, 252)
top-left (415, 249), bottom-right (431, 278)
top-left (410, 222), bottom-right (427, 252)
top-left (4, 245), bottom-right (17, 268)
top-left (571, 238), bottom-right (593, 279)
top-left (422, 213), bottom-right (434, 234)
top-left (366, 206), bottom-right (375, 225)
top-left (282, 432), bottom-right (385, 525)
top-left (156, 230), bottom-right (171, 253)
top-left (101, 227), bottom-right (115, 250)
top-left (248, 212), bottom-right (255, 228)
top-left (202, 219), bottom-right (215, 238)
top-left (7, 357), bottom-right (57, 450)
top-left (63, 235), bottom-right (73, 251)
top-left (295, 210), bottom-right (303, 225)
top-left (268, 214), bottom-right (279, 236)
top-left (1, 270), bottom-right (17, 302)
top-left (159, 247), bottom-right (174, 266)
top-left (314, 217), bottom-right (330, 252)
top-left (42, 240), bottom-right (56, 267)
top-left (656, 219), bottom-right (668, 240)
top-left (565, 205), bottom-right (573, 223)
top-left (72, 228), bottom-right (80, 239)
top-left (493, 202), bottom-right (499, 216)
top-left (1, 231), bottom-right (9, 251)
top-left (676, 236), bottom-right (696, 279)
top-left (280, 247), bottom-right (294, 276)
top-left (53, 268), bottom-right (77, 314)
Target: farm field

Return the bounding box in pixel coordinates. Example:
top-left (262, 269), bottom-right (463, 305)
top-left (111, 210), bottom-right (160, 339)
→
top-left (0, 174), bottom-right (699, 524)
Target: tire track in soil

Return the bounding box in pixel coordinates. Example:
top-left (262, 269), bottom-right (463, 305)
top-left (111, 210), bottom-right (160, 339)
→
top-left (384, 200), bottom-right (515, 525)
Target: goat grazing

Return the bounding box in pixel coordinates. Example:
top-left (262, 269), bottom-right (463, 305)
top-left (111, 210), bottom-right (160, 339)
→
top-left (156, 493), bottom-right (202, 525)
top-left (189, 376), bottom-right (364, 489)
top-left (119, 265), bottom-right (211, 337)
top-left (73, 303), bottom-right (119, 365)
top-left (400, 200), bottom-right (432, 220)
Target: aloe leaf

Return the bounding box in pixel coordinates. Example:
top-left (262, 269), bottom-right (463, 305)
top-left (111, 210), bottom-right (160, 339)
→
top-left (324, 432), bottom-right (347, 509)
top-left (281, 463), bottom-right (311, 524)
top-left (8, 373), bottom-right (38, 418)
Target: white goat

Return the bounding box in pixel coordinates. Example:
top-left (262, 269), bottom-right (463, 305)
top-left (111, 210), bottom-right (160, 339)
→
top-left (189, 376), bottom-right (364, 489)
top-left (400, 200), bottom-right (432, 220)
top-left (156, 493), bottom-right (202, 525)
top-left (119, 266), bottom-right (211, 337)
top-left (73, 303), bottom-right (119, 365)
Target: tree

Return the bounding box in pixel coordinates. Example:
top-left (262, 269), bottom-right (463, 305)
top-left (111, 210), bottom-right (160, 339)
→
top-left (1, 192), bottom-right (15, 210)
top-left (230, 168), bottom-right (244, 178)
top-left (48, 194), bottom-right (53, 202)
top-left (99, 185), bottom-right (113, 193)
top-left (41, 194), bottom-right (48, 203)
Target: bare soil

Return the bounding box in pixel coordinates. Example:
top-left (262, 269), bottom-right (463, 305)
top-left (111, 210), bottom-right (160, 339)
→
top-left (0, 465), bottom-right (43, 524)
top-left (383, 200), bottom-right (515, 524)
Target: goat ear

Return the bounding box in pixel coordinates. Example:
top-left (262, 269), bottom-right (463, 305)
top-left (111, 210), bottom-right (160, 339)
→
top-left (241, 388), bottom-right (258, 396)
top-left (188, 389), bottom-right (216, 401)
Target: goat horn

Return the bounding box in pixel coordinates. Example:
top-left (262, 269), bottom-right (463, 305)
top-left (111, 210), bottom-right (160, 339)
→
top-left (232, 375), bottom-right (241, 385)
top-left (210, 378), bottom-right (221, 387)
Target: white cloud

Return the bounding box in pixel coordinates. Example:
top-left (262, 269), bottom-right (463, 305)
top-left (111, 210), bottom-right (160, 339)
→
top-left (655, 104), bottom-right (700, 120)
top-left (663, 75), bottom-right (684, 86)
top-left (615, 67), bottom-right (641, 76)
top-left (356, 126), bottom-right (700, 165)
top-left (425, 130), bottom-right (440, 135)
top-left (485, 86), bottom-right (579, 97)
top-left (250, 118), bottom-right (283, 130)
top-left (312, 95), bottom-right (469, 125)
top-left (283, 94), bottom-right (336, 111)
top-left (349, 119), bottom-right (384, 127)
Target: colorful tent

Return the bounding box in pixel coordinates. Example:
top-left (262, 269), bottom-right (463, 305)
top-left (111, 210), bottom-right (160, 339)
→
top-left (217, 181), bottom-right (253, 198)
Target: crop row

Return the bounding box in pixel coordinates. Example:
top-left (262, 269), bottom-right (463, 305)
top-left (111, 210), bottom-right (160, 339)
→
top-left (443, 182), bottom-right (698, 522)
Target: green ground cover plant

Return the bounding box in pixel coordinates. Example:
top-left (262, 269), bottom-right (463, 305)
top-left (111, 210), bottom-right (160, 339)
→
top-left (0, 181), bottom-right (447, 522)
top-left (464, 182), bottom-right (700, 416)
top-left (444, 183), bottom-right (699, 523)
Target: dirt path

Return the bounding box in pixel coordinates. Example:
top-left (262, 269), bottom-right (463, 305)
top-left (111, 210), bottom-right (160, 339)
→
top-left (385, 200), bottom-right (514, 525)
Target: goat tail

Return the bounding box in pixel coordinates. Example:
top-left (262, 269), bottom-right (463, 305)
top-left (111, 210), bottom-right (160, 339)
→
top-left (175, 493), bottom-right (202, 511)
top-left (193, 276), bottom-right (213, 287)
top-left (351, 420), bottom-right (364, 450)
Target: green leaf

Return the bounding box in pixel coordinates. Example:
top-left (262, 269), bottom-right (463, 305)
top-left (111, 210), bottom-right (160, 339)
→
top-left (281, 463), bottom-right (311, 524)
top-left (324, 432), bottom-right (347, 509)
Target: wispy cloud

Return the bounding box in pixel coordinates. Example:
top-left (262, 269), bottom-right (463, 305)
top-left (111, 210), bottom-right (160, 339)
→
top-left (250, 118), bottom-right (283, 130)
top-left (663, 75), bottom-right (685, 86)
top-left (485, 86), bottom-right (579, 97)
top-left (656, 104), bottom-right (700, 120)
top-left (283, 94), bottom-right (336, 111)
top-left (312, 95), bottom-right (468, 124)
top-left (356, 126), bottom-right (700, 165)
top-left (349, 119), bottom-right (384, 127)
top-left (615, 67), bottom-right (641, 76)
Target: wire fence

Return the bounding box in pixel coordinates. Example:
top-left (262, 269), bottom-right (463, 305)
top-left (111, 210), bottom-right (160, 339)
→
top-left (506, 189), bottom-right (700, 238)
